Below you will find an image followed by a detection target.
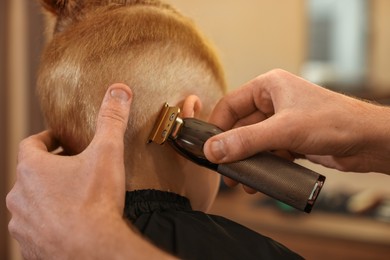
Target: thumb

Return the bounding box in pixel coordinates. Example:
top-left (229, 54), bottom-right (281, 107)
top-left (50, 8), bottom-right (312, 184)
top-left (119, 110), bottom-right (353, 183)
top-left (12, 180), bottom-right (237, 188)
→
top-left (87, 83), bottom-right (133, 160)
top-left (82, 84), bottom-right (132, 211)
top-left (204, 128), bottom-right (251, 163)
top-left (204, 117), bottom-right (284, 163)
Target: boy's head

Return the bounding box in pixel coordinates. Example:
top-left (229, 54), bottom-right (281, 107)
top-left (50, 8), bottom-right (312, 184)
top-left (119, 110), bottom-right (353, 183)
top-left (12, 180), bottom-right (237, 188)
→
top-left (37, 0), bottom-right (226, 210)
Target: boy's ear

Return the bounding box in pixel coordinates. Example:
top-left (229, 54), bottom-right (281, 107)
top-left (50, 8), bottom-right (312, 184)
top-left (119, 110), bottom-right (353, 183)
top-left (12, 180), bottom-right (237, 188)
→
top-left (181, 95), bottom-right (203, 118)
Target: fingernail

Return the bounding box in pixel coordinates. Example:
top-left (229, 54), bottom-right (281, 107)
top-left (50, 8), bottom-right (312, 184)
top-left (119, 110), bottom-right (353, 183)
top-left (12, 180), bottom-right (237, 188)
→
top-left (110, 88), bottom-right (130, 104)
top-left (210, 140), bottom-right (226, 162)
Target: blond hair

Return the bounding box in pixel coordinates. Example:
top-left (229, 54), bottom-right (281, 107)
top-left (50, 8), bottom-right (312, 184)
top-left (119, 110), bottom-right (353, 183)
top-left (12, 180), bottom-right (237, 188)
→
top-left (37, 0), bottom-right (226, 154)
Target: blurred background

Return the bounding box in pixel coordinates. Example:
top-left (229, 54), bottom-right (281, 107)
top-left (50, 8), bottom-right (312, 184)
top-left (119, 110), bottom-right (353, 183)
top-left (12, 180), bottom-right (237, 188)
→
top-left (1, 0), bottom-right (390, 259)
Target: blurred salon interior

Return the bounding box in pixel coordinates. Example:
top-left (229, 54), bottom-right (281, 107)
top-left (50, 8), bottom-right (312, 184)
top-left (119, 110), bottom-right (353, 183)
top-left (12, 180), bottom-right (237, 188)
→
top-left (1, 0), bottom-right (389, 259)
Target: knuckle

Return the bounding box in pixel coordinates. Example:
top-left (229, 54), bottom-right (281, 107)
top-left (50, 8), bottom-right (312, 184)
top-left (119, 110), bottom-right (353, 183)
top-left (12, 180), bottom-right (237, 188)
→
top-left (18, 137), bottom-right (29, 150)
top-left (261, 69), bottom-right (289, 87)
top-left (8, 218), bottom-right (17, 237)
top-left (225, 127), bottom-right (253, 160)
top-left (16, 160), bottom-right (29, 180)
top-left (100, 107), bottom-right (127, 127)
top-left (17, 138), bottom-right (31, 161)
top-left (5, 190), bottom-right (15, 212)
top-left (235, 127), bottom-right (255, 155)
top-left (213, 97), bottom-right (240, 131)
top-left (267, 68), bottom-right (288, 78)
top-left (225, 104), bottom-right (240, 129)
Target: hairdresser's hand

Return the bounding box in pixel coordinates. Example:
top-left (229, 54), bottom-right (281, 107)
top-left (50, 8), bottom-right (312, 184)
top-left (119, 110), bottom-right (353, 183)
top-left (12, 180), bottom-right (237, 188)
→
top-left (204, 69), bottom-right (390, 178)
top-left (6, 84), bottom-right (174, 259)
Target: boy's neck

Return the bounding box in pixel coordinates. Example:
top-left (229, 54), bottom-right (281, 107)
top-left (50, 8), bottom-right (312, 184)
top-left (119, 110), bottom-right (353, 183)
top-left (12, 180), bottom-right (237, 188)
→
top-left (124, 144), bottom-right (187, 195)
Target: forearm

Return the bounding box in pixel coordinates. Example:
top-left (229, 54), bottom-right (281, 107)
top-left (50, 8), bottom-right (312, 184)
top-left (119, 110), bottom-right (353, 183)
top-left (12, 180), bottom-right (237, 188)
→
top-left (302, 93), bottom-right (390, 174)
top-left (357, 102), bottom-right (390, 174)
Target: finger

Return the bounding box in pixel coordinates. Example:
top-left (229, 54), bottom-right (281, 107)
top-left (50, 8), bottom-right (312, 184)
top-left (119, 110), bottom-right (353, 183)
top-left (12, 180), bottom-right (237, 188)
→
top-left (222, 176), bottom-right (239, 187)
top-left (232, 110), bottom-right (269, 129)
top-left (204, 114), bottom-right (292, 163)
top-left (6, 187), bottom-right (17, 215)
top-left (17, 131), bottom-right (60, 165)
top-left (223, 175), bottom-right (258, 194)
top-left (208, 82), bottom-right (257, 131)
top-left (83, 84), bottom-right (133, 209)
top-left (208, 75), bottom-right (274, 131)
top-left (87, 84), bottom-right (133, 160)
top-left (270, 150), bottom-right (295, 161)
top-left (19, 130), bottom-right (59, 154)
top-left (305, 154), bottom-right (361, 172)
top-left (242, 185), bottom-right (257, 194)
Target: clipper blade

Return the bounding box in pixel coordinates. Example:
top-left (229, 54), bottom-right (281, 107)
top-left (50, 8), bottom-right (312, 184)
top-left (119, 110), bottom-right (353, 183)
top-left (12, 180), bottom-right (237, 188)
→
top-left (148, 103), bottom-right (180, 144)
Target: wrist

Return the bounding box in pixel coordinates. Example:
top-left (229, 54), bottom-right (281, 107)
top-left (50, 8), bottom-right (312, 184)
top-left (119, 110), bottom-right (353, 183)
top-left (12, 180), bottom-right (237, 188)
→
top-left (70, 213), bottom-right (176, 259)
top-left (356, 102), bottom-right (390, 174)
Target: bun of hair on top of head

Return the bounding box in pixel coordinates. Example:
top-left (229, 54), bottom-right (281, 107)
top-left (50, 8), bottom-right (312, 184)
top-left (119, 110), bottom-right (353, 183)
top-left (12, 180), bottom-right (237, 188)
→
top-left (39, 0), bottom-right (177, 34)
top-left (39, 0), bottom-right (78, 16)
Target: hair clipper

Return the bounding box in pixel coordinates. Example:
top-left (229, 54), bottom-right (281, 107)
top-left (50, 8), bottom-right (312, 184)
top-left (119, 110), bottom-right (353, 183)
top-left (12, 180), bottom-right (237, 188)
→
top-left (148, 103), bottom-right (325, 213)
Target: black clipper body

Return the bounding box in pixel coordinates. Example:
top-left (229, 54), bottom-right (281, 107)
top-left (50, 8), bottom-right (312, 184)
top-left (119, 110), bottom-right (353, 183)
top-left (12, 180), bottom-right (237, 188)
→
top-left (148, 103), bottom-right (325, 213)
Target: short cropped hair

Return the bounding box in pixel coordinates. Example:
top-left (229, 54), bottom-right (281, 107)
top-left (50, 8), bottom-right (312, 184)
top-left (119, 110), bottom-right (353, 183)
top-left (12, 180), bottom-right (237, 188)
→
top-left (37, 0), bottom-right (226, 154)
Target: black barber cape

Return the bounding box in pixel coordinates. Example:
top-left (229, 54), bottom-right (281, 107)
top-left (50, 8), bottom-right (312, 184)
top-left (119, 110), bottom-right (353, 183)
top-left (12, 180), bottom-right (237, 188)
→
top-left (124, 190), bottom-right (303, 260)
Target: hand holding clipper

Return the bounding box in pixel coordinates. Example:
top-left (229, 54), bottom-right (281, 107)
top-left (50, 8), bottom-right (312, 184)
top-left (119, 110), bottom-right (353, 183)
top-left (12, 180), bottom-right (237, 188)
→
top-left (148, 103), bottom-right (325, 213)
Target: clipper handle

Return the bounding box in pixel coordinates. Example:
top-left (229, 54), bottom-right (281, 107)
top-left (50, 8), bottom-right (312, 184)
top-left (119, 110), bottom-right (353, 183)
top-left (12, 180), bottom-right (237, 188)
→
top-left (168, 117), bottom-right (325, 213)
top-left (218, 153), bottom-right (325, 213)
